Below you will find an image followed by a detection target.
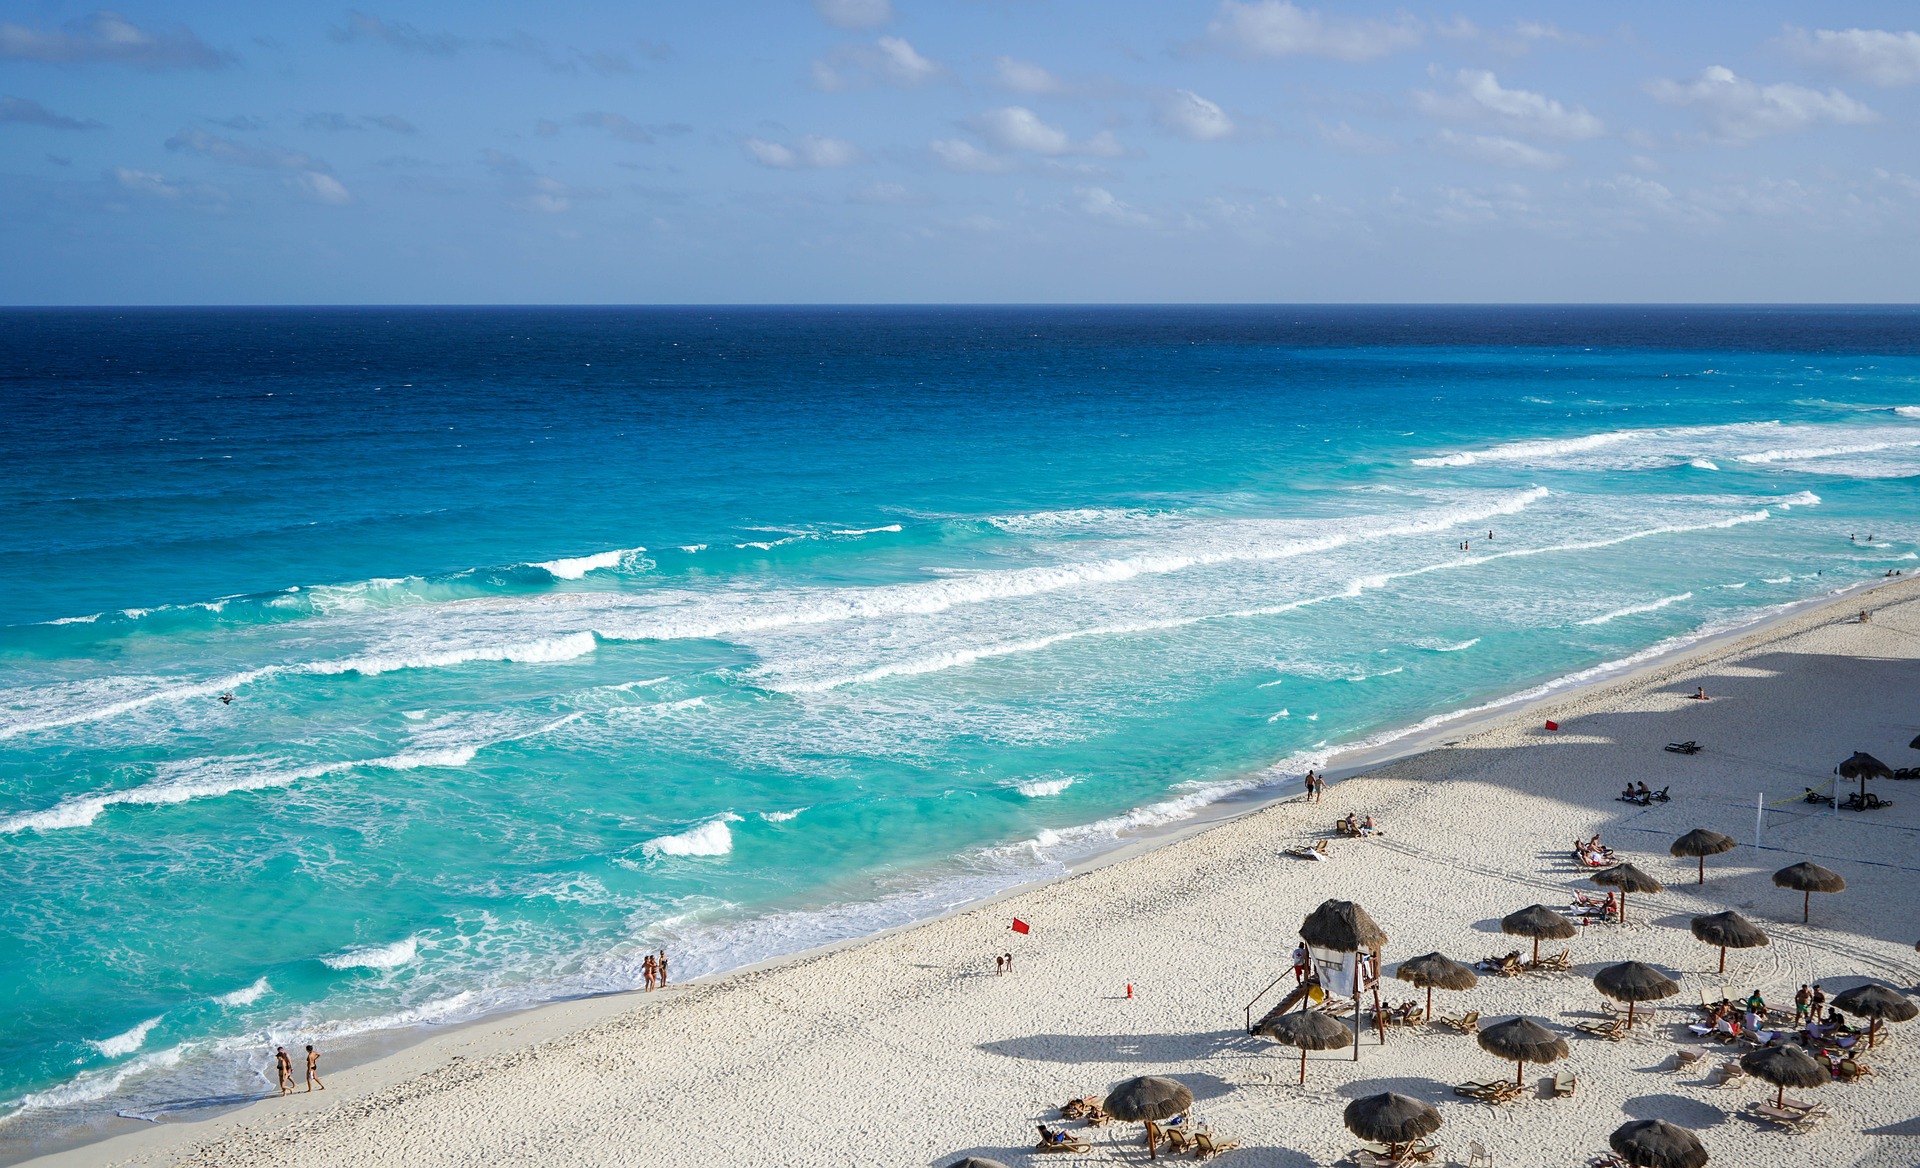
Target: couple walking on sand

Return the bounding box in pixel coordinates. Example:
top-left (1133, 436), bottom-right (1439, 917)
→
top-left (643, 949), bottom-right (670, 990)
top-left (273, 1045), bottom-right (322, 1096)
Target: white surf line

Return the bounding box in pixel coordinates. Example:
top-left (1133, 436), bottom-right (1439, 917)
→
top-left (767, 508), bottom-right (1776, 693)
top-left (1578, 592), bottom-right (1694, 626)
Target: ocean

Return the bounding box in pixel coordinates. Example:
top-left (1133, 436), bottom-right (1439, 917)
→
top-left (3, 305), bottom-right (1918, 1149)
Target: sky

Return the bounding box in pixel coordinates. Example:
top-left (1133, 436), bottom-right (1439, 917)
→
top-left (3, 2), bottom-right (1920, 304)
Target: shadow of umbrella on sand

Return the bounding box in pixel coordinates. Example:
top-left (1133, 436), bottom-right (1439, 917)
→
top-left (1670, 829), bottom-right (1736, 885)
top-left (1394, 952), bottom-right (1477, 1020)
top-left (1104, 1075), bottom-right (1192, 1160)
top-left (945, 1159), bottom-right (1009, 1168)
top-left (1594, 961), bottom-right (1679, 1027)
top-left (1591, 863), bottom-right (1662, 923)
top-left (1343, 1092), bottom-right (1441, 1161)
top-left (1257, 1008), bottom-right (1352, 1085)
top-left (1690, 911), bottom-right (1767, 975)
top-left (1772, 862), bottom-right (1844, 923)
top-left (1741, 1044), bottom-right (1827, 1109)
top-left (1501, 905), bottom-right (1576, 964)
top-left (1477, 1016), bottom-right (1568, 1087)
top-left (1610, 1118), bottom-right (1708, 1168)
top-left (1832, 984), bottom-right (1919, 1049)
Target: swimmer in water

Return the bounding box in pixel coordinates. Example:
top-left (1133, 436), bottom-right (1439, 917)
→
top-left (219, 693), bottom-right (234, 705)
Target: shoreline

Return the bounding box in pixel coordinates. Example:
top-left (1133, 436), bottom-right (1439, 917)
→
top-left (11, 571), bottom-right (1918, 1166)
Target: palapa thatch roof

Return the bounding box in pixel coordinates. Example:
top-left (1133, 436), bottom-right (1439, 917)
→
top-left (1103, 1076), bottom-right (1192, 1122)
top-left (1592, 862), bottom-right (1663, 894)
top-left (1500, 904), bottom-right (1577, 940)
top-left (1594, 961), bottom-right (1681, 1004)
top-left (1609, 1119), bottom-right (1708, 1168)
top-left (1838, 751), bottom-right (1893, 780)
top-left (1740, 1044), bottom-right (1828, 1090)
top-left (1298, 899), bottom-right (1388, 952)
top-left (1476, 1016), bottom-right (1569, 1064)
top-left (1342, 1093), bottom-right (1441, 1145)
top-left (947, 1159), bottom-right (1010, 1168)
top-left (1689, 911), bottom-right (1768, 951)
top-left (1394, 952), bottom-right (1477, 991)
top-left (1772, 862), bottom-right (1845, 893)
top-left (1670, 828), bottom-right (1736, 858)
top-left (1258, 1009), bottom-right (1353, 1050)
top-left (1832, 984), bottom-right (1919, 1023)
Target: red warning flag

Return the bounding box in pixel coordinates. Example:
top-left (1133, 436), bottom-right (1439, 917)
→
top-left (1544, 720), bottom-right (1559, 731)
top-left (1010, 919), bottom-right (1030, 935)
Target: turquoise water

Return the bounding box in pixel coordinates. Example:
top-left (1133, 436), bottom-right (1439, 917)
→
top-left (3, 306), bottom-right (1919, 1147)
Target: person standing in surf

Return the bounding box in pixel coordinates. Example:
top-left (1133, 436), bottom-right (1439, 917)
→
top-left (643, 953), bottom-right (656, 991)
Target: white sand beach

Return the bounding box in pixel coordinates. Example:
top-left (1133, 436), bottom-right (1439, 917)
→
top-left (38, 580), bottom-right (1920, 1168)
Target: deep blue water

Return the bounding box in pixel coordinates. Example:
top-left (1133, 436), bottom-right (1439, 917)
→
top-left (3, 306), bottom-right (1919, 1146)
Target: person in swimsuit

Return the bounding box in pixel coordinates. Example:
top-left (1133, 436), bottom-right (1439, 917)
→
top-left (305, 1045), bottom-right (324, 1092)
top-left (275, 1046), bottom-right (294, 1096)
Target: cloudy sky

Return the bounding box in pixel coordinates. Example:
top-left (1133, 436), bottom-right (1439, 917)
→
top-left (3, 1), bottom-right (1919, 303)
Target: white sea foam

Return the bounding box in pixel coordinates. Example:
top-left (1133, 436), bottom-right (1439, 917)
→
top-left (321, 936), bottom-right (418, 971)
top-left (1256, 677), bottom-right (1286, 688)
top-left (532, 547), bottom-right (642, 579)
top-left (4, 1043), bottom-right (191, 1118)
top-left (986, 507), bottom-right (1152, 532)
top-left (1267, 709), bottom-right (1290, 722)
top-left (1578, 592), bottom-right (1694, 626)
top-left (1736, 439), bottom-right (1920, 464)
top-left (1897, 406), bottom-right (1920, 419)
top-left (832, 524), bottom-right (903, 536)
top-left (213, 978), bottom-right (270, 1007)
top-left (312, 631), bottom-right (598, 677)
top-left (1414, 428), bottom-right (1662, 467)
top-left (1430, 639), bottom-right (1480, 652)
top-left (643, 814), bottom-right (742, 858)
top-left (760, 807), bottom-right (808, 823)
top-left (1763, 576), bottom-right (1793, 584)
top-left (89, 1017), bottom-right (163, 1059)
top-left (1689, 459), bottom-right (1720, 470)
top-left (43, 613), bottom-right (102, 625)
top-left (1013, 777), bottom-right (1075, 797)
top-left (1346, 666), bottom-right (1404, 682)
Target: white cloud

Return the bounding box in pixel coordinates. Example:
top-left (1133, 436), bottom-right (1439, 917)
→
top-left (512, 176), bottom-right (571, 213)
top-left (814, 0), bottom-right (891, 29)
top-left (744, 135), bottom-right (863, 169)
top-left (165, 128), bottom-right (321, 171)
top-left (1158, 90), bottom-right (1235, 141)
top-left (0, 11), bottom-right (227, 69)
top-left (1781, 26), bottom-right (1920, 88)
top-left (874, 36), bottom-right (938, 85)
top-left (1415, 70), bottom-right (1603, 140)
top-left (1319, 121), bottom-right (1396, 154)
top-left (993, 56), bottom-right (1066, 95)
top-left (930, 138), bottom-right (1015, 173)
top-left (812, 35), bottom-right (941, 90)
top-left (1437, 129), bottom-right (1565, 169)
top-left (971, 107), bottom-right (1122, 157)
top-left (111, 166), bottom-right (226, 208)
top-left (1646, 66), bottom-right (1877, 141)
top-left (1208, 1), bottom-right (1420, 62)
top-left (1076, 186), bottom-right (1151, 226)
top-left (292, 171), bottom-right (352, 204)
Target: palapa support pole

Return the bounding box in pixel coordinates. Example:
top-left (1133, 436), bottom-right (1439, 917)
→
top-left (1698, 854), bottom-right (1706, 884)
top-left (1717, 944), bottom-right (1728, 975)
top-left (1514, 1058), bottom-right (1525, 1088)
top-left (1299, 1047), bottom-right (1307, 1085)
top-left (1803, 890), bottom-right (1811, 923)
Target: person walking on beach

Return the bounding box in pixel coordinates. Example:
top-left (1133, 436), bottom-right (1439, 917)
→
top-left (305, 1045), bottom-right (324, 1092)
top-left (1794, 985), bottom-right (1812, 1024)
top-left (658, 950), bottom-right (669, 986)
top-left (1003, 951), bottom-right (1013, 974)
top-left (274, 1047), bottom-right (294, 1097)
top-left (995, 954), bottom-right (1005, 976)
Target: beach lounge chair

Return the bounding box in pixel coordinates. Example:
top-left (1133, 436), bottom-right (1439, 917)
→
top-left (1454, 1080), bottom-right (1523, 1105)
top-left (1669, 1048), bottom-right (1705, 1073)
top-left (1552, 1072), bottom-right (1577, 1097)
top-left (1527, 948), bottom-right (1572, 972)
top-left (1467, 1140), bottom-right (1493, 1167)
top-left (1192, 1132), bottom-right (1242, 1158)
top-left (1476, 952), bottom-right (1522, 976)
top-left (1285, 839), bottom-right (1331, 860)
top-left (1034, 1133), bottom-right (1093, 1154)
top-left (1574, 1019), bottom-right (1625, 1041)
top-left (1711, 1060), bottom-right (1746, 1088)
top-left (1780, 1095), bottom-right (1832, 1118)
top-left (1745, 1101), bottom-right (1825, 1131)
top-left (1435, 1009), bottom-right (1480, 1033)
top-left (1664, 741), bottom-right (1701, 754)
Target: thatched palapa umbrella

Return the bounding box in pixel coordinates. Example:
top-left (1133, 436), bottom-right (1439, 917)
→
top-left (1690, 911), bottom-right (1768, 974)
top-left (1501, 904), bottom-right (1576, 964)
top-left (1394, 952), bottom-right (1477, 1019)
top-left (1477, 1016), bottom-right (1569, 1086)
top-left (1838, 751), bottom-right (1893, 805)
top-left (1105, 1075), bottom-right (1192, 1160)
top-left (1741, 1044), bottom-right (1827, 1109)
top-left (1591, 862), bottom-right (1662, 923)
top-left (1831, 983), bottom-right (1919, 1049)
top-left (1772, 862), bottom-right (1845, 923)
top-left (1610, 1119), bottom-right (1708, 1168)
top-left (1593, 961), bottom-right (1679, 1026)
top-left (1343, 1092), bottom-right (1440, 1160)
top-left (1258, 1008), bottom-right (1353, 1084)
top-left (1670, 829), bottom-right (1736, 884)
top-left (1909, 733), bottom-right (1920, 750)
